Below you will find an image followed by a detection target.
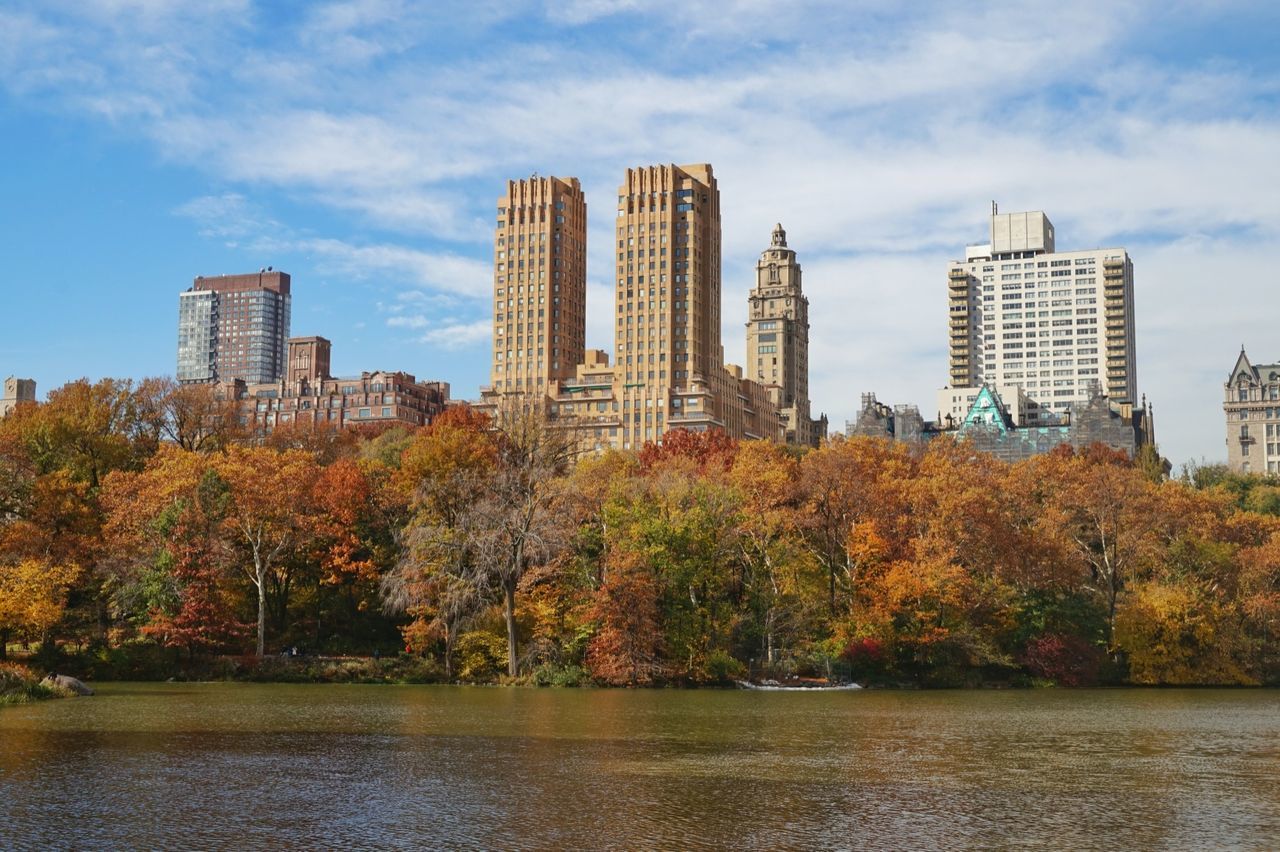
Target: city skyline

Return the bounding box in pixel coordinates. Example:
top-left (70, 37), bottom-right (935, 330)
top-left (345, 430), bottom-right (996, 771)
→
top-left (2, 1), bottom-right (1278, 466)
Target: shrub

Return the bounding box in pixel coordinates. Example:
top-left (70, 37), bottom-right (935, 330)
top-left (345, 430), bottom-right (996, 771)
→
top-left (703, 649), bottom-right (745, 682)
top-left (1021, 633), bottom-right (1103, 686)
top-left (455, 630), bottom-right (508, 681)
top-left (530, 663), bottom-right (588, 687)
top-left (0, 662), bottom-right (67, 705)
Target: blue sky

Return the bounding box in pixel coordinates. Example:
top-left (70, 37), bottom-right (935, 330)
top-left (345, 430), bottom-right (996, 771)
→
top-left (2, 0), bottom-right (1278, 466)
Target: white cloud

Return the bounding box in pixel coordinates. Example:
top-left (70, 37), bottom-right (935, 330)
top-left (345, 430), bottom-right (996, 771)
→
top-left (420, 320), bottom-right (491, 350)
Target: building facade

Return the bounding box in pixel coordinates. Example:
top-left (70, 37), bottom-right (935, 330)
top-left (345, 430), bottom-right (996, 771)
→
top-left (945, 206), bottom-right (1137, 417)
top-left (1224, 348), bottom-right (1280, 474)
top-left (178, 270), bottom-right (292, 384)
top-left (490, 176), bottom-right (587, 395)
top-left (225, 336), bottom-right (449, 432)
top-left (478, 163), bottom-right (786, 450)
top-left (851, 385), bottom-right (1152, 463)
top-left (1, 376), bottom-right (36, 417)
top-left (745, 224), bottom-right (825, 446)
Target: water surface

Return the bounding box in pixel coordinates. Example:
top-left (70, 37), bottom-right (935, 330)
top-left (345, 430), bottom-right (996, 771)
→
top-left (1, 684), bottom-right (1277, 849)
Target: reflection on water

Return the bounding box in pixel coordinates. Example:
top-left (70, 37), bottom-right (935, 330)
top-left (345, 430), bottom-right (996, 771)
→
top-left (1, 685), bottom-right (1277, 849)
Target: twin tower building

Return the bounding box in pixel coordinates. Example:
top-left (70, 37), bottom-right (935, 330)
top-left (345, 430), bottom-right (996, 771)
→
top-left (477, 163), bottom-right (826, 449)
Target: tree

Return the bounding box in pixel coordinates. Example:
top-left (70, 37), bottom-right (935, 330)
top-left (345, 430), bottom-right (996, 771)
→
top-left (475, 406), bottom-right (577, 676)
top-left (0, 560), bottom-right (80, 656)
top-left (134, 376), bottom-right (241, 453)
top-left (6, 378), bottom-right (149, 488)
top-left (1045, 449), bottom-right (1164, 645)
top-left (728, 441), bottom-right (819, 663)
top-left (383, 406), bottom-right (497, 675)
top-left (796, 437), bottom-right (913, 616)
top-left (587, 550), bottom-right (663, 685)
top-left (213, 446), bottom-right (320, 656)
top-left (102, 448), bottom-right (245, 655)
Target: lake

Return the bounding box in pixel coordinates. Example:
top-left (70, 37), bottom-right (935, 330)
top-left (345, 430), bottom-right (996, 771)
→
top-left (1, 684), bottom-right (1277, 849)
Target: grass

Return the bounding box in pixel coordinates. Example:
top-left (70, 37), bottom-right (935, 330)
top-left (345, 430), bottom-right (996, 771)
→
top-left (0, 661), bottom-right (71, 706)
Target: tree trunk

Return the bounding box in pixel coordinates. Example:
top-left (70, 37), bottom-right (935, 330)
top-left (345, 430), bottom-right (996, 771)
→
top-left (504, 579), bottom-right (518, 677)
top-left (444, 628), bottom-right (454, 679)
top-left (256, 560), bottom-right (267, 658)
top-left (0, 628), bottom-right (8, 660)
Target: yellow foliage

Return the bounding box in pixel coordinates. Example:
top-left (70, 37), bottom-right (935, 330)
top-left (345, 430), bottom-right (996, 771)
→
top-left (0, 559), bottom-right (80, 639)
top-left (1115, 581), bottom-right (1255, 685)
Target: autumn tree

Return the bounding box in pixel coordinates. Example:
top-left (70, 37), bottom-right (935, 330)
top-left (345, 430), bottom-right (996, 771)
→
top-left (0, 560), bottom-right (80, 657)
top-left (134, 376), bottom-right (241, 453)
top-left (383, 406), bottom-right (497, 675)
top-left (728, 441), bottom-right (821, 663)
top-left (475, 405), bottom-right (577, 677)
top-left (102, 449), bottom-right (246, 655)
top-left (586, 550), bottom-right (663, 685)
top-left (214, 446), bottom-right (320, 656)
top-left (796, 437), bottom-right (914, 616)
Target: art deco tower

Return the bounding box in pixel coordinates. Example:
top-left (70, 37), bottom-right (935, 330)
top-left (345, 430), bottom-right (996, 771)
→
top-left (490, 176), bottom-right (587, 394)
top-left (745, 223), bottom-right (820, 445)
top-left (613, 163), bottom-right (721, 388)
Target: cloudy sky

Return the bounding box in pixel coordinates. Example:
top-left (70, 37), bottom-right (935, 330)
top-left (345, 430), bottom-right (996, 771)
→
top-left (2, 0), bottom-right (1277, 466)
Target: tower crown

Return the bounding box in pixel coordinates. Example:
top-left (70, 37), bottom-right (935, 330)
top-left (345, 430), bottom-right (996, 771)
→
top-left (771, 223), bottom-right (787, 247)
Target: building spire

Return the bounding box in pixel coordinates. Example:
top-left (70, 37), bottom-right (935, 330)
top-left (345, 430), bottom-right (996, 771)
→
top-left (771, 223), bottom-right (787, 247)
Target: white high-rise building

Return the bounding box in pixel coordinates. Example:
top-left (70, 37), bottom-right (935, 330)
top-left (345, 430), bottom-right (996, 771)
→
top-left (943, 206), bottom-right (1137, 421)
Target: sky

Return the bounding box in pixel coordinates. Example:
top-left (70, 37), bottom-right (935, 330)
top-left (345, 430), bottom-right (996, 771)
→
top-left (1, 0), bottom-right (1278, 467)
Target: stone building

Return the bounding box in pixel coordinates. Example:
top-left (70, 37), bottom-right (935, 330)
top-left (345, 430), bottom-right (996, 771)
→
top-left (1224, 348), bottom-right (1280, 474)
top-left (489, 176), bottom-right (587, 396)
top-left (225, 336), bottom-right (449, 433)
top-left (745, 223), bottom-right (827, 446)
top-left (849, 384), bottom-right (1152, 463)
top-left (1, 376), bottom-right (36, 417)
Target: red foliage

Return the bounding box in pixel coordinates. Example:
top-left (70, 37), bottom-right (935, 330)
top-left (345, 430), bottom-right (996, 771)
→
top-left (1020, 633), bottom-right (1103, 686)
top-left (636, 428), bottom-right (738, 474)
top-left (586, 551), bottom-right (664, 685)
top-left (427, 404), bottom-right (491, 433)
top-left (142, 514), bottom-right (247, 653)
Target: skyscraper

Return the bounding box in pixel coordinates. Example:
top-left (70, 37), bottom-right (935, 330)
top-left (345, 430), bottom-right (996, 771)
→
top-left (177, 270), bottom-right (291, 384)
top-left (490, 176), bottom-right (587, 394)
top-left (942, 206), bottom-right (1137, 423)
top-left (478, 162), bottom-right (784, 450)
top-left (745, 223), bottom-right (824, 446)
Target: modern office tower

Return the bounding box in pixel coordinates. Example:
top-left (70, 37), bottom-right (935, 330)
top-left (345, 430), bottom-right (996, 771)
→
top-left (177, 270), bottom-right (291, 384)
top-left (945, 206), bottom-right (1137, 417)
top-left (1224, 348), bottom-right (1280, 474)
top-left (746, 223), bottom-right (822, 446)
top-left (490, 176), bottom-right (587, 394)
top-left (1, 376), bottom-right (36, 417)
